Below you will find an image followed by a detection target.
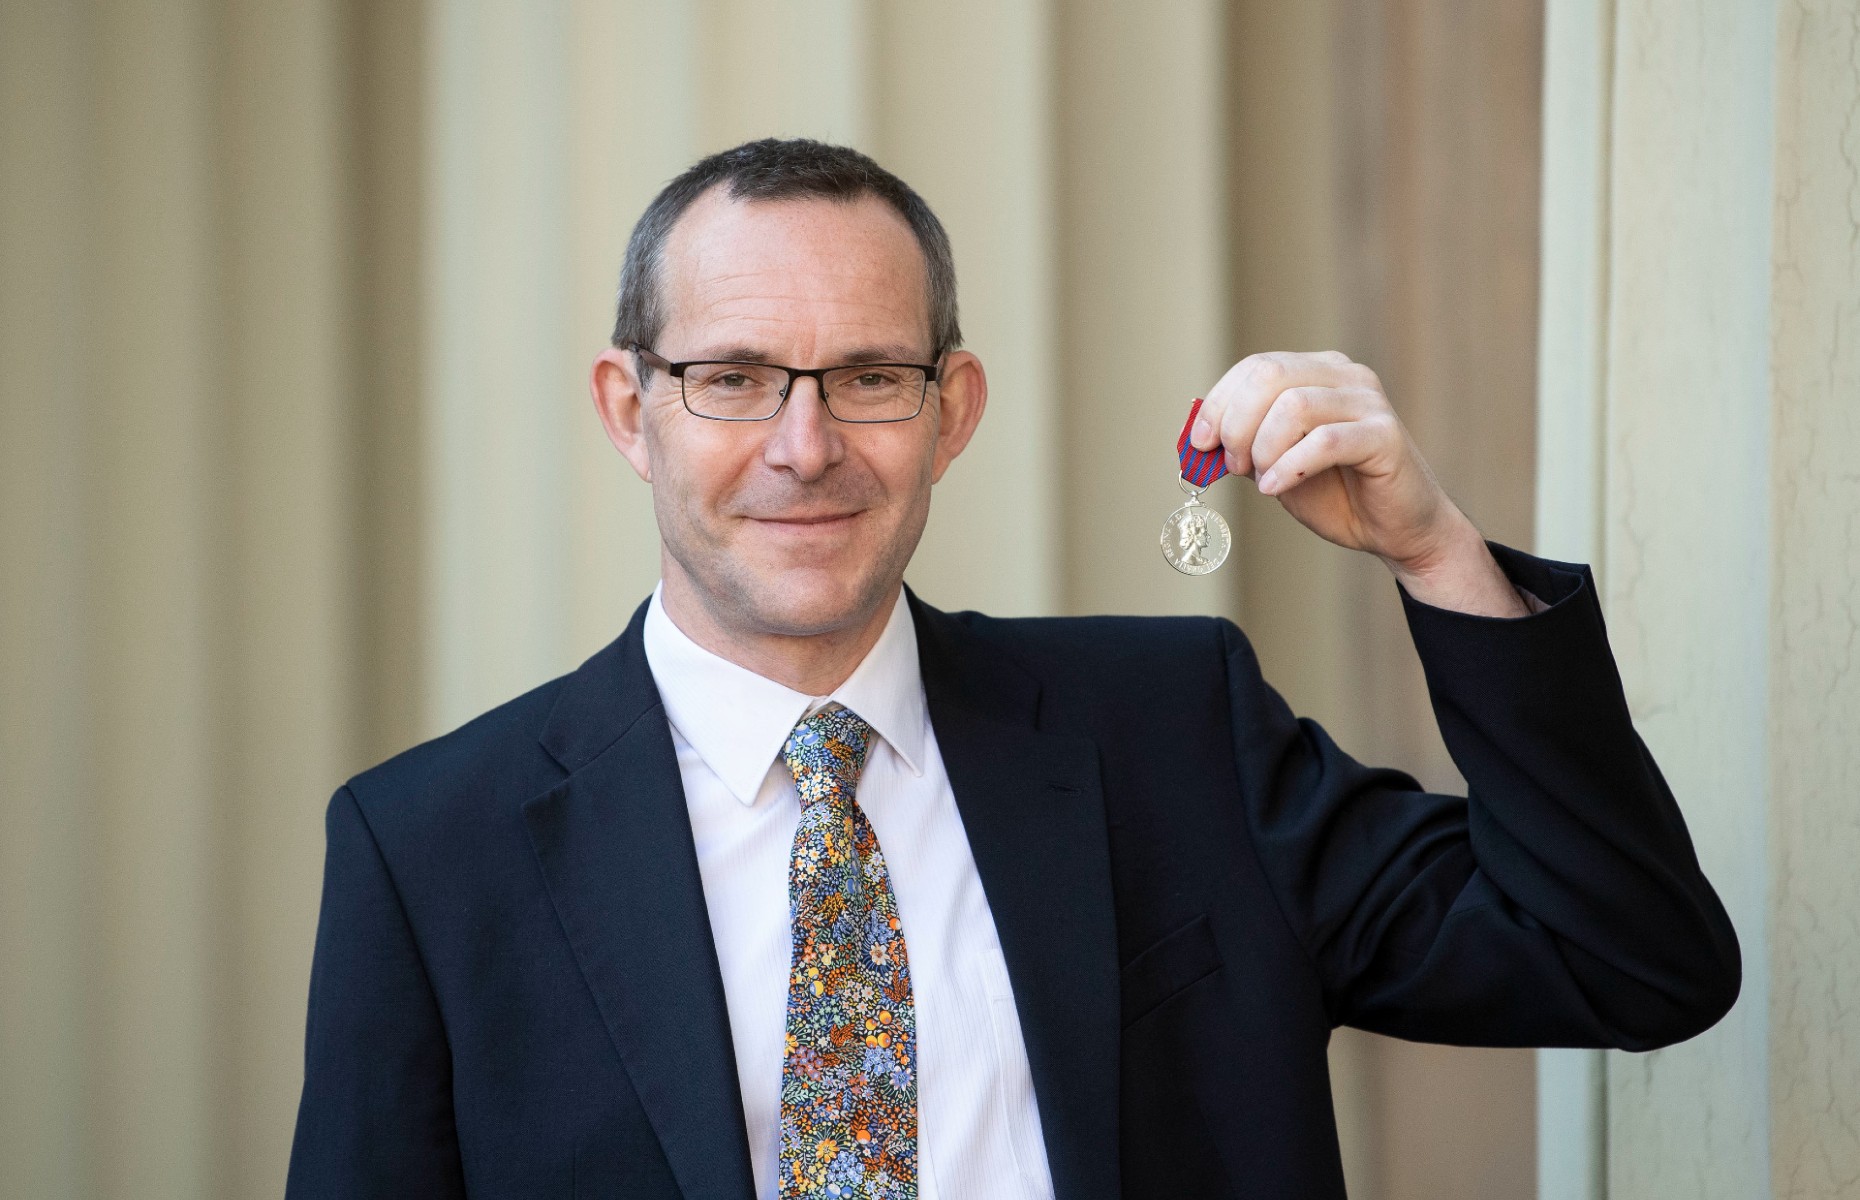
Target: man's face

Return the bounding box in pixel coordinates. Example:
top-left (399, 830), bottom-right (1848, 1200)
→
top-left (592, 189), bottom-right (985, 643)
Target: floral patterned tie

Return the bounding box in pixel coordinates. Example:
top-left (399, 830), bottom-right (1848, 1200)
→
top-left (777, 706), bottom-right (918, 1199)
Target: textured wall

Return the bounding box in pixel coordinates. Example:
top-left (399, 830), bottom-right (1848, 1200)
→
top-left (1601, 3), bottom-right (1777, 1195)
top-left (1536, 1), bottom-right (1860, 1197)
top-left (1767, 3), bottom-right (1860, 1194)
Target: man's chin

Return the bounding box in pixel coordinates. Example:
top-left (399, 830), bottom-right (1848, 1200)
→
top-left (730, 567), bottom-right (894, 640)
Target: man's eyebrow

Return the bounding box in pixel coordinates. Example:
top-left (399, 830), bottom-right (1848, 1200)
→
top-left (686, 343), bottom-right (933, 366)
top-left (832, 344), bottom-right (929, 365)
top-left (688, 345), bottom-right (780, 365)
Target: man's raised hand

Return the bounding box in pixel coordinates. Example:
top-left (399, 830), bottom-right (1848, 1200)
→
top-left (1189, 350), bottom-right (1528, 617)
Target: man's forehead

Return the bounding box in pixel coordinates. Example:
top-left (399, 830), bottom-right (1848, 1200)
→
top-left (666, 192), bottom-right (923, 288)
top-left (658, 189), bottom-right (931, 350)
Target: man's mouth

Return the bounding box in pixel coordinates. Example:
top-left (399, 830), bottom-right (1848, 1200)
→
top-left (749, 511), bottom-right (862, 528)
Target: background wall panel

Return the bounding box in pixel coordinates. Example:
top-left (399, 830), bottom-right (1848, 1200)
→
top-left (1534, 0), bottom-right (1612, 1192)
top-left (2, 8), bottom-right (101, 1198)
top-left (1, 2), bottom-right (369, 1197)
top-left (1229, 2), bottom-right (1546, 1196)
top-left (1536, 1), bottom-right (1860, 1197)
top-left (21, 3), bottom-right (1858, 1197)
top-left (1765, 2), bottom-right (1860, 1195)
top-left (73, 3), bottom-right (224, 1194)
top-left (874, 0), bottom-right (1061, 619)
top-left (215, 1), bottom-right (357, 1192)
top-left (1056, 0), bottom-right (1235, 620)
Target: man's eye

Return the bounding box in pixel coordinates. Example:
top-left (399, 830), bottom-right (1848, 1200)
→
top-left (853, 371), bottom-right (896, 388)
top-left (713, 372), bottom-right (756, 389)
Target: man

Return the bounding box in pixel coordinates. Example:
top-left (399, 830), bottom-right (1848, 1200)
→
top-left (287, 138), bottom-right (1738, 1199)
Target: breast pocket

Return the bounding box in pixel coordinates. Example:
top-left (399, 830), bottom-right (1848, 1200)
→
top-left (1117, 912), bottom-right (1237, 1194)
top-left (1119, 912), bottom-right (1223, 1028)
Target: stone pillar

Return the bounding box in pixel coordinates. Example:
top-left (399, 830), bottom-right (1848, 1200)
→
top-left (0, 2), bottom-right (363, 1196)
top-left (1054, 0), bottom-right (1234, 619)
top-left (1536, 1), bottom-right (1860, 1196)
top-left (1764, 4), bottom-right (1860, 1193)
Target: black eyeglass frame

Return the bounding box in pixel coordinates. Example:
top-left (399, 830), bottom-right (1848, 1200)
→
top-left (629, 343), bottom-right (943, 424)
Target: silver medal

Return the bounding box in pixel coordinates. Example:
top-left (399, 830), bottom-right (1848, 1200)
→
top-left (1161, 479), bottom-right (1231, 575)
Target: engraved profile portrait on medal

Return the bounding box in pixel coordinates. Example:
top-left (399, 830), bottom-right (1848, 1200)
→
top-left (1161, 500), bottom-right (1230, 575)
top-left (1177, 508), bottom-right (1212, 568)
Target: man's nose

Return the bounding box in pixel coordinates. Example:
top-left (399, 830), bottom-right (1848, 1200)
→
top-left (762, 375), bottom-right (844, 480)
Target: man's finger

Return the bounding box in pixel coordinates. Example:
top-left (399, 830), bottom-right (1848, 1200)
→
top-left (1213, 353), bottom-right (1313, 476)
top-left (1189, 352), bottom-right (1376, 462)
top-left (1257, 416), bottom-right (1397, 495)
top-left (1250, 386), bottom-right (1384, 481)
top-left (1190, 358), bottom-right (1258, 450)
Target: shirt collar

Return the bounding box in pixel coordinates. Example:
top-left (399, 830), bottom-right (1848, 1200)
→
top-left (641, 585), bottom-right (927, 807)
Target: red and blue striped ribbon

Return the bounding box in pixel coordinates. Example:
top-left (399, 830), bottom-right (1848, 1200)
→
top-left (1177, 397), bottom-right (1229, 488)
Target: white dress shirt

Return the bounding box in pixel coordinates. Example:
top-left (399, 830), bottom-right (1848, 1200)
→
top-left (643, 585), bottom-right (1055, 1200)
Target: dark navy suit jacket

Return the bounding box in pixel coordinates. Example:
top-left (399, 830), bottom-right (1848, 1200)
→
top-left (286, 542), bottom-right (1739, 1199)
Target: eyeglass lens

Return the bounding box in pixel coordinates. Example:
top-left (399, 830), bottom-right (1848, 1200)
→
top-left (680, 362), bottom-right (929, 422)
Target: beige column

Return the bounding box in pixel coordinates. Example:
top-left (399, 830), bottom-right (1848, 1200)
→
top-left (214, 2), bottom-right (359, 1193)
top-left (0, 2), bottom-right (362, 1197)
top-left (875, 0), bottom-right (1062, 617)
top-left (1604, 1), bottom-right (1774, 1195)
top-left (1766, 4), bottom-right (1860, 1194)
top-left (693, 0), bottom-right (875, 149)
top-left (1055, 0), bottom-right (1235, 619)
top-left (1, 8), bottom-right (107, 1197)
top-left (1536, 1), bottom-right (1860, 1196)
top-left (1535, 0), bottom-right (1612, 1194)
top-left (1546, 0), bottom-right (1776, 1192)
top-left (425, 0), bottom-right (579, 730)
top-left (0, 3), bottom-right (229, 1194)
top-left (79, 5), bottom-right (224, 1190)
top-left (564, 0), bottom-right (698, 657)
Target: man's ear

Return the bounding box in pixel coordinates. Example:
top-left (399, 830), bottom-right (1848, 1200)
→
top-left (591, 346), bottom-right (653, 482)
top-left (929, 350), bottom-right (987, 482)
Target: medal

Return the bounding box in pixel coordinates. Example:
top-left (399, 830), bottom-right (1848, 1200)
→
top-left (1161, 479), bottom-right (1231, 575)
top-left (1162, 398), bottom-right (1232, 575)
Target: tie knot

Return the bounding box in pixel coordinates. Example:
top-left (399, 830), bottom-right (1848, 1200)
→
top-left (781, 705), bottom-right (872, 806)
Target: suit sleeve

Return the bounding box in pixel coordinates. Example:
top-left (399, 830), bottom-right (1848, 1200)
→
top-left (1223, 541), bottom-right (1741, 1050)
top-left (286, 786), bottom-right (468, 1199)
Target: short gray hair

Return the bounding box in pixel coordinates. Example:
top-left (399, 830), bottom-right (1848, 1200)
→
top-left (611, 138), bottom-right (962, 366)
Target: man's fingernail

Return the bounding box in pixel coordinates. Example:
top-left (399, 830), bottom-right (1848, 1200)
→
top-left (1192, 417), bottom-right (1212, 446)
top-left (1258, 470), bottom-right (1278, 492)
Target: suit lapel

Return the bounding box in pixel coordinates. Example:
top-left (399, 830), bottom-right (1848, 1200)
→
top-left (911, 593), bottom-right (1123, 1199)
top-left (520, 593), bottom-right (1123, 1199)
top-left (523, 602), bottom-right (756, 1200)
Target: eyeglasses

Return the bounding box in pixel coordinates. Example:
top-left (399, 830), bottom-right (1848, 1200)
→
top-left (630, 344), bottom-right (941, 423)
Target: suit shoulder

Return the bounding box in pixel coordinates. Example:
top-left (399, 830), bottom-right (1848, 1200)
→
top-left (942, 608), bottom-right (1248, 689)
top-left (340, 671), bottom-right (571, 835)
